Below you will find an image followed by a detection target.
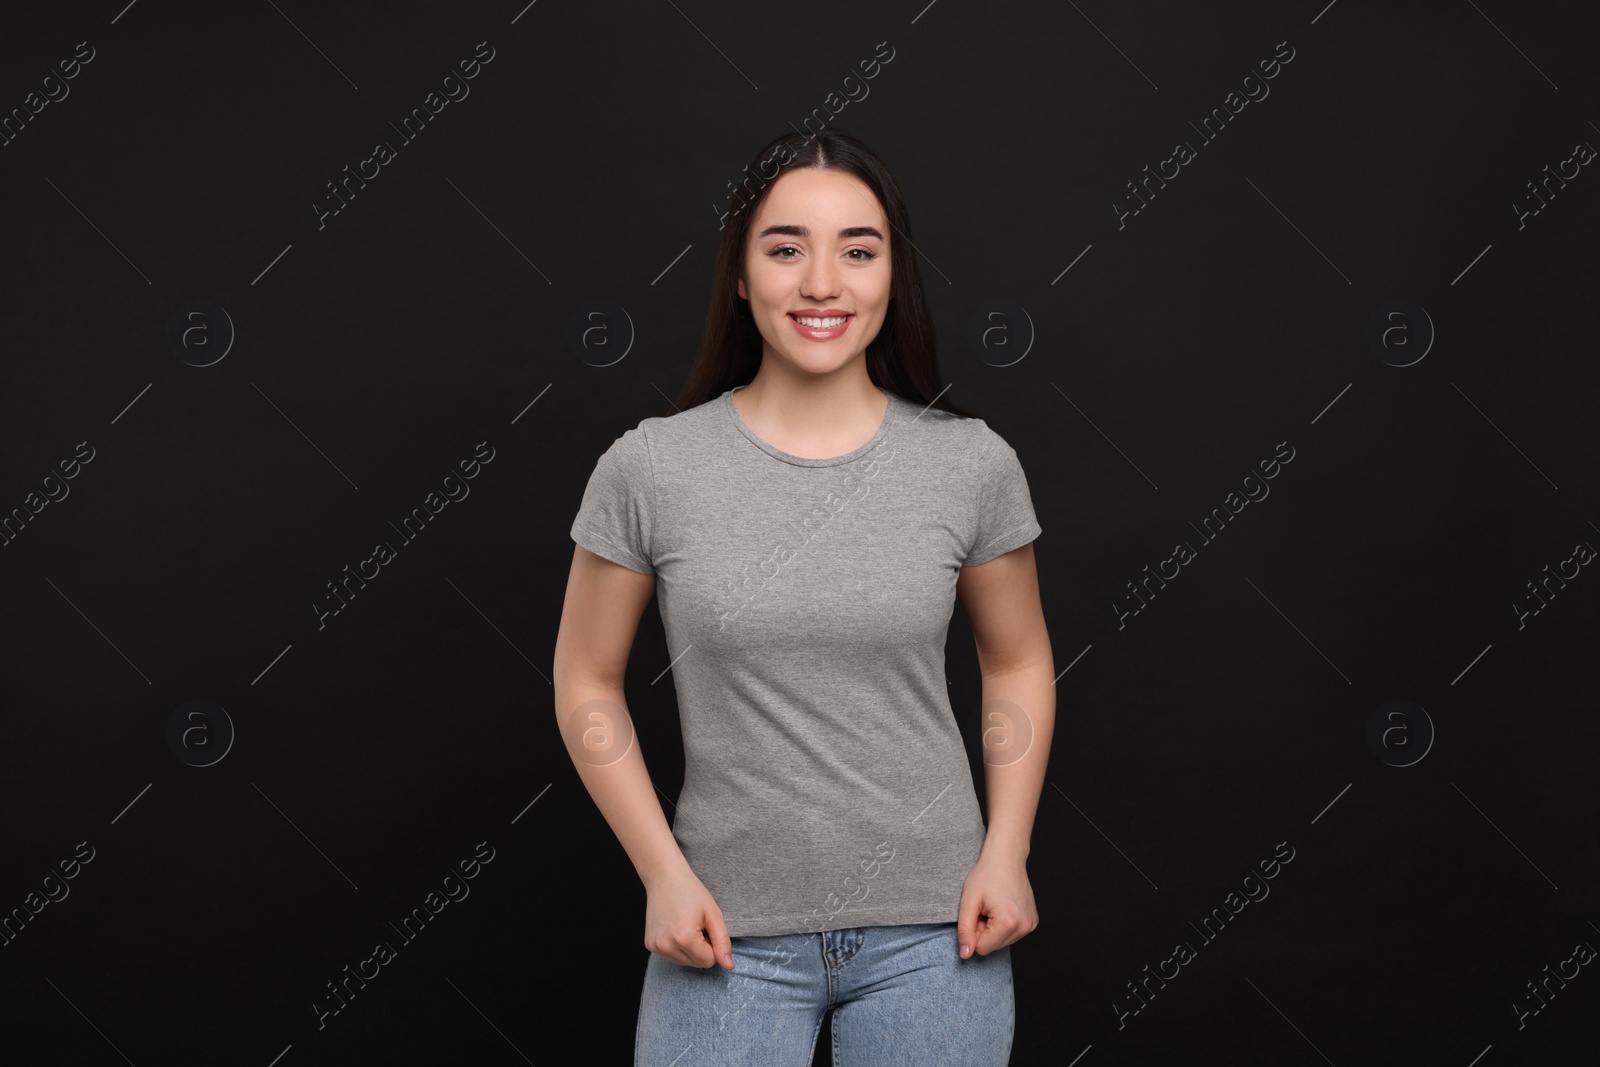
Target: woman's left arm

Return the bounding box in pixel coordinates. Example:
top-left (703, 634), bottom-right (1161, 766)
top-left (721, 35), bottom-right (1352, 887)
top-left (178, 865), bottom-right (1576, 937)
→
top-left (954, 541), bottom-right (1056, 959)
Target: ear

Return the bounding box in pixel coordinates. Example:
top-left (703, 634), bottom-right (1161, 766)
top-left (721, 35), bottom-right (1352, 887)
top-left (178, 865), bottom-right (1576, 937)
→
top-left (736, 275), bottom-right (747, 300)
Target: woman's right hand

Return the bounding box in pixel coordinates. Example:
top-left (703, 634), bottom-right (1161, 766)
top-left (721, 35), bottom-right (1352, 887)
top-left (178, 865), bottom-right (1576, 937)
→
top-left (644, 863), bottom-right (735, 970)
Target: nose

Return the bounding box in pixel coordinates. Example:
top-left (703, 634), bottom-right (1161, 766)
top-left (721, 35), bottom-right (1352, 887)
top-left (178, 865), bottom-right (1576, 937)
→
top-left (799, 254), bottom-right (842, 301)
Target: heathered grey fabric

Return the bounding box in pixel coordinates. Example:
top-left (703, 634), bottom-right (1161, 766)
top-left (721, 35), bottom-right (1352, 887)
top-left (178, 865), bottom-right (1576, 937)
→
top-left (570, 384), bottom-right (1042, 937)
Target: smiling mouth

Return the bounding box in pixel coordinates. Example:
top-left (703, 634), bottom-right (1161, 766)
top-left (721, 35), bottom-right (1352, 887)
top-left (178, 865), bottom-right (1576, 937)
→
top-left (789, 313), bottom-right (853, 328)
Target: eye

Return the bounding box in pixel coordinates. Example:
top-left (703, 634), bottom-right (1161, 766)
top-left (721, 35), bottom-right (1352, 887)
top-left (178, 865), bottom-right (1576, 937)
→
top-left (764, 246), bottom-right (879, 261)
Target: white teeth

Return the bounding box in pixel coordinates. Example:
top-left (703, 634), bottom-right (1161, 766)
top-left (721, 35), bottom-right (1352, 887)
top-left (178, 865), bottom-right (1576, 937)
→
top-left (794, 315), bottom-right (849, 328)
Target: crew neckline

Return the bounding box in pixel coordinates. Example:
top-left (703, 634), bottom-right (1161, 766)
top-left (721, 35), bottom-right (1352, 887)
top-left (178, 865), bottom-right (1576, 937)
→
top-left (723, 384), bottom-right (899, 467)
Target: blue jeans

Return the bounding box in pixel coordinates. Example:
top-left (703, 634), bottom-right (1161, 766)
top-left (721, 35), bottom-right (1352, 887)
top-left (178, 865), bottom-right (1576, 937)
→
top-left (634, 921), bottom-right (1014, 1065)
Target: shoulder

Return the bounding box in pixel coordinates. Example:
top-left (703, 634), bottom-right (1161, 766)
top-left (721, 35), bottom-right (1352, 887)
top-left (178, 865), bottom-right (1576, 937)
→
top-left (593, 395), bottom-right (718, 474)
top-left (887, 393), bottom-right (1014, 465)
top-left (615, 391), bottom-right (727, 456)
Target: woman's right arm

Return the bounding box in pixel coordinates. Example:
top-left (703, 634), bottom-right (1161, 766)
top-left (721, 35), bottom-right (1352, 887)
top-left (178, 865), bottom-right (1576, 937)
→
top-left (552, 543), bottom-right (735, 970)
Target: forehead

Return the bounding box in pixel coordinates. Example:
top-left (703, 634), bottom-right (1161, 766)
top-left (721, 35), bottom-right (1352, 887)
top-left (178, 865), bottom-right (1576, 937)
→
top-left (750, 168), bottom-right (886, 234)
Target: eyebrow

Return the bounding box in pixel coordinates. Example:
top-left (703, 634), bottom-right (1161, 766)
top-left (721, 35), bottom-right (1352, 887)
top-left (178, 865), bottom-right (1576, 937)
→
top-left (755, 224), bottom-right (885, 240)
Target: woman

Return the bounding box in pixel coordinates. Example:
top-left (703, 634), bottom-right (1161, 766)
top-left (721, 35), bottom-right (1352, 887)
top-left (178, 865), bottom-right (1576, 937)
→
top-left (553, 127), bottom-right (1054, 1065)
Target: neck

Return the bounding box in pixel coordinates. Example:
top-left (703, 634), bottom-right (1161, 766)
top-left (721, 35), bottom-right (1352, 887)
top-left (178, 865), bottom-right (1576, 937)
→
top-left (737, 359), bottom-right (883, 434)
top-left (733, 356), bottom-right (887, 458)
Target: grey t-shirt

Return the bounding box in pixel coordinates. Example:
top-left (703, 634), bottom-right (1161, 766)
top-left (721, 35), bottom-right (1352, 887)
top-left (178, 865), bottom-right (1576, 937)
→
top-left (570, 384), bottom-right (1042, 937)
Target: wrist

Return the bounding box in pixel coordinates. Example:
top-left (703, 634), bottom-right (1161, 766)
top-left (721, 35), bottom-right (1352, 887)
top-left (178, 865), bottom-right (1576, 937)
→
top-left (638, 851), bottom-right (692, 891)
top-left (981, 833), bottom-right (1031, 864)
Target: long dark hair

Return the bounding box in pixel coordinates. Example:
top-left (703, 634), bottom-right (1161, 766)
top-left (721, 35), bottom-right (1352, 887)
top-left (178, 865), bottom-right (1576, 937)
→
top-left (667, 127), bottom-right (977, 420)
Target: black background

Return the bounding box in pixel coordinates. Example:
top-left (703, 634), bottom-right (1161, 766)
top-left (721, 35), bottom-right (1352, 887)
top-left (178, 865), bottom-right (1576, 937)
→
top-left (1, 2), bottom-right (1596, 1064)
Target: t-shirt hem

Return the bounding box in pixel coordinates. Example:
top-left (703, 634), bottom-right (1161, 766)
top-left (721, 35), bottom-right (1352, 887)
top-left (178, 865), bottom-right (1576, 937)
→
top-left (964, 520), bottom-right (1042, 567)
top-left (723, 906), bottom-right (961, 938)
top-left (571, 526), bottom-right (653, 574)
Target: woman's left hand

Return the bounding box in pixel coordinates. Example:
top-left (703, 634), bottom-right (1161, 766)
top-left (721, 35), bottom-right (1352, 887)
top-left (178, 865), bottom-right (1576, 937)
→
top-left (956, 848), bottom-right (1039, 959)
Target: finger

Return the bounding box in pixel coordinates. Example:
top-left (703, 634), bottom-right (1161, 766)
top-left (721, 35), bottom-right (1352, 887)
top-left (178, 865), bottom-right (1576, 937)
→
top-left (975, 914), bottom-right (1018, 955)
top-left (684, 928), bottom-right (715, 968)
top-left (705, 910), bottom-right (736, 970)
top-left (656, 943), bottom-right (696, 968)
top-left (956, 892), bottom-right (982, 960)
top-left (972, 913), bottom-right (994, 956)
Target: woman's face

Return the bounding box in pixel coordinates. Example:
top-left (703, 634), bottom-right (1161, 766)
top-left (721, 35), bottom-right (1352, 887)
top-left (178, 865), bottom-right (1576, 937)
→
top-left (737, 167), bottom-right (891, 379)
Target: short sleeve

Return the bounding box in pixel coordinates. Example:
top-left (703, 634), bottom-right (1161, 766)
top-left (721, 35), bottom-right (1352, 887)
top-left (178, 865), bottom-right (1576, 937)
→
top-left (571, 426), bottom-right (656, 574)
top-left (963, 431), bottom-right (1042, 567)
